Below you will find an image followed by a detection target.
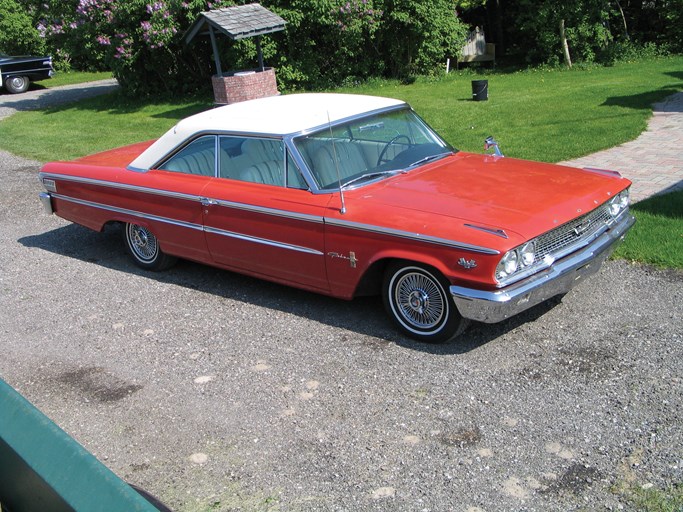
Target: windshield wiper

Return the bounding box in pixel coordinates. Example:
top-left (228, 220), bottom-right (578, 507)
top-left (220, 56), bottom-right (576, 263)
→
top-left (407, 151), bottom-right (453, 168)
top-left (340, 170), bottom-right (406, 190)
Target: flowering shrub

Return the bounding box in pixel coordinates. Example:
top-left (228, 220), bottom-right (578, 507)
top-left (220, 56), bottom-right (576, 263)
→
top-left (23, 0), bottom-right (467, 94)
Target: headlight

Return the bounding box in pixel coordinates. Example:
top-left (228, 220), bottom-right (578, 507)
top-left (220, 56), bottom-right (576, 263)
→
top-left (618, 189), bottom-right (630, 209)
top-left (496, 250), bottom-right (518, 279)
top-left (608, 188), bottom-right (630, 218)
top-left (520, 242), bottom-right (535, 267)
top-left (496, 241), bottom-right (538, 283)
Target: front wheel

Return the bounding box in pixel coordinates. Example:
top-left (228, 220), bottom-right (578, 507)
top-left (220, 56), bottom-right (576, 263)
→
top-left (383, 262), bottom-right (468, 343)
top-left (5, 76), bottom-right (29, 94)
top-left (123, 223), bottom-right (176, 271)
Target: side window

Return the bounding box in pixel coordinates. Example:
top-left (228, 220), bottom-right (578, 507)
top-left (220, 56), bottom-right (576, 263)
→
top-left (219, 136), bottom-right (285, 187)
top-left (286, 150), bottom-right (308, 190)
top-left (158, 136), bottom-right (216, 177)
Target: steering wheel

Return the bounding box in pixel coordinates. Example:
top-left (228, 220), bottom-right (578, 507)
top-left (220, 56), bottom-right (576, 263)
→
top-left (377, 134), bottom-right (411, 166)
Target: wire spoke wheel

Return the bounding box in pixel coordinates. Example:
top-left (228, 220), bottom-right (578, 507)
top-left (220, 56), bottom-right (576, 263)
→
top-left (395, 271), bottom-right (445, 329)
top-left (127, 224), bottom-right (158, 262)
top-left (123, 222), bottom-right (176, 271)
top-left (383, 262), bottom-right (468, 343)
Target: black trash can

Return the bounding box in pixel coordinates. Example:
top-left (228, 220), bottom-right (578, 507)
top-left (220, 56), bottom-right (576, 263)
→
top-left (472, 79), bottom-right (488, 101)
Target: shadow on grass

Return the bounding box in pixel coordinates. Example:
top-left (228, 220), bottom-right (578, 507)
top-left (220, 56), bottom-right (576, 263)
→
top-left (601, 87), bottom-right (682, 110)
top-left (632, 189), bottom-right (683, 219)
top-left (40, 89), bottom-right (213, 119)
top-left (17, 223), bottom-right (563, 355)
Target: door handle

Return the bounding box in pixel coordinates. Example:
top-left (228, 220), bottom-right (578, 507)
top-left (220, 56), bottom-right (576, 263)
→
top-left (200, 197), bottom-right (218, 206)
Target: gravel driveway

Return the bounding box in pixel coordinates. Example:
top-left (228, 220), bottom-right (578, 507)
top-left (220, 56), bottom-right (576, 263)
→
top-left (1, 87), bottom-right (682, 512)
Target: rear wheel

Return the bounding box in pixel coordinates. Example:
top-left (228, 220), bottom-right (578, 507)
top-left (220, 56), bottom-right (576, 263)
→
top-left (383, 262), bottom-right (468, 343)
top-left (123, 223), bottom-right (176, 271)
top-left (5, 76), bottom-right (29, 94)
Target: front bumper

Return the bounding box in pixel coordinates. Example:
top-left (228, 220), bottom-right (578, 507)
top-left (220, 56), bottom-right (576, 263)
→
top-left (450, 213), bottom-right (635, 323)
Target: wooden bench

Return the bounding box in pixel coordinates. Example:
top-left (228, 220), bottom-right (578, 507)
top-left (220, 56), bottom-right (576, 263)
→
top-left (457, 27), bottom-right (495, 68)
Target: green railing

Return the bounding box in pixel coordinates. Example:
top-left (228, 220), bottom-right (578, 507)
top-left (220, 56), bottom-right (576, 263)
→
top-left (0, 378), bottom-right (167, 511)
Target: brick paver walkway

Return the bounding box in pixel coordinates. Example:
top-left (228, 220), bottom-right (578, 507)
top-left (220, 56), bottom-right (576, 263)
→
top-left (561, 91), bottom-right (683, 203)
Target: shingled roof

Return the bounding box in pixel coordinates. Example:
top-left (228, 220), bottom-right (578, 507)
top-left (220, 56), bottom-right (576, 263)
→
top-left (185, 3), bottom-right (286, 44)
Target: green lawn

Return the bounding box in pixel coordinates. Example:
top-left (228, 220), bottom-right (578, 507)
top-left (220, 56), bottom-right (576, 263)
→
top-left (0, 57), bottom-right (681, 268)
top-left (613, 189), bottom-right (683, 268)
top-left (339, 58), bottom-right (683, 162)
top-left (36, 70), bottom-right (113, 89)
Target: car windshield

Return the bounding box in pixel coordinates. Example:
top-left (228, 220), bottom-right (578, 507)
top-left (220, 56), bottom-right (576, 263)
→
top-left (294, 108), bottom-right (454, 190)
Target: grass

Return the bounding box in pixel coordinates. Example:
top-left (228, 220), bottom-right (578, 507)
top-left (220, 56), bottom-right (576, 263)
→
top-left (0, 93), bottom-right (211, 162)
top-left (615, 482), bottom-right (683, 512)
top-left (338, 57), bottom-right (683, 162)
top-left (614, 189), bottom-right (683, 268)
top-left (0, 56), bottom-right (682, 268)
top-left (35, 70), bottom-right (113, 89)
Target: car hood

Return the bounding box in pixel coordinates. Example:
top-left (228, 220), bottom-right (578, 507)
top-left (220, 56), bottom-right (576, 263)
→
top-left (348, 152), bottom-right (630, 244)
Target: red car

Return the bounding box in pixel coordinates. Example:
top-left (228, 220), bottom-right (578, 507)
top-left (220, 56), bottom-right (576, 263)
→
top-left (38, 93), bottom-right (634, 343)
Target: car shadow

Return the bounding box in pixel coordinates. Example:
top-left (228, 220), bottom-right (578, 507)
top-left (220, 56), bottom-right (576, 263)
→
top-left (19, 223), bottom-right (562, 355)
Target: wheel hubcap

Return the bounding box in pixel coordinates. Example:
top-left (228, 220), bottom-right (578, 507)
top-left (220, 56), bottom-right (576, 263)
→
top-left (129, 225), bottom-right (157, 261)
top-left (408, 290), bottom-right (430, 313)
top-left (395, 271), bottom-right (445, 329)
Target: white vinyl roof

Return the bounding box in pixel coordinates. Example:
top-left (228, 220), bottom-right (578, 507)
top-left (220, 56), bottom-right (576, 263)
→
top-left (129, 93), bottom-right (406, 170)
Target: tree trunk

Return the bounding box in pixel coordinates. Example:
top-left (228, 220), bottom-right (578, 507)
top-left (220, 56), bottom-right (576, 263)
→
top-left (559, 19), bottom-right (572, 68)
top-left (615, 0), bottom-right (630, 40)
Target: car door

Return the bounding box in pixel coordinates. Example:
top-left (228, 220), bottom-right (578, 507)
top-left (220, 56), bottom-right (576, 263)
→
top-left (201, 136), bottom-right (331, 293)
top-left (146, 135), bottom-right (216, 263)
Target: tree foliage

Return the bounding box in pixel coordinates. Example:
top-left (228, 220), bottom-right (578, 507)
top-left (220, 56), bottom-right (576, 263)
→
top-left (513, 0), bottom-right (614, 64)
top-left (8, 0), bottom-right (466, 95)
top-left (0, 0), bottom-right (45, 55)
top-left (3, 0), bottom-right (682, 95)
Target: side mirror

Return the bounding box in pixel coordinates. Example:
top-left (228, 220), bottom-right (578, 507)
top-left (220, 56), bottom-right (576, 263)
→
top-left (484, 136), bottom-right (504, 157)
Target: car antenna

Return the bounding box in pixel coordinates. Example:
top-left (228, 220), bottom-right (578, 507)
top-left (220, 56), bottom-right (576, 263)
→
top-left (328, 111), bottom-right (346, 214)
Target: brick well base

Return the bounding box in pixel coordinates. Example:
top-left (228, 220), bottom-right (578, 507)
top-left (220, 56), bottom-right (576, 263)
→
top-left (212, 68), bottom-right (279, 105)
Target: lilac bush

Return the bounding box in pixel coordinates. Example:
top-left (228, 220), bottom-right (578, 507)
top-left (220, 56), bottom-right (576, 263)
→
top-left (28, 0), bottom-right (467, 94)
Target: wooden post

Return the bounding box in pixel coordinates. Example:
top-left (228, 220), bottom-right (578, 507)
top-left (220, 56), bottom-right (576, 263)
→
top-left (208, 24), bottom-right (223, 76)
top-left (256, 36), bottom-right (264, 72)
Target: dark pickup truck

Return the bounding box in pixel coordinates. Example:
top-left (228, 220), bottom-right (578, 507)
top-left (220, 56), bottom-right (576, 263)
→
top-left (0, 53), bottom-right (54, 94)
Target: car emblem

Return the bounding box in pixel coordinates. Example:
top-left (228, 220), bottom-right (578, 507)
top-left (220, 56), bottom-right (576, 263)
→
top-left (573, 220), bottom-right (591, 236)
top-left (328, 251), bottom-right (358, 268)
top-left (458, 257), bottom-right (477, 269)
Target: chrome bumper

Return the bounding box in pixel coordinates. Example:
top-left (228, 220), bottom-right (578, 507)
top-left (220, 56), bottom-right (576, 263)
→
top-left (39, 192), bottom-right (54, 215)
top-left (450, 213), bottom-right (635, 323)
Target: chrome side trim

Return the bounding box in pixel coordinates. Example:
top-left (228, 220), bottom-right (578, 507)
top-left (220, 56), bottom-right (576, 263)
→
top-left (43, 173), bottom-right (496, 254)
top-left (213, 198), bottom-right (324, 224)
top-left (39, 173), bottom-right (201, 203)
top-left (40, 173), bottom-right (324, 225)
top-left (51, 194), bottom-right (323, 256)
top-left (204, 226), bottom-right (323, 255)
top-left (51, 193), bottom-right (204, 232)
top-left (325, 218), bottom-right (500, 255)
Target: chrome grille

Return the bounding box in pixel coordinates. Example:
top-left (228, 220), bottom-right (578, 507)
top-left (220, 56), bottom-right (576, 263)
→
top-left (535, 203), bottom-right (614, 262)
